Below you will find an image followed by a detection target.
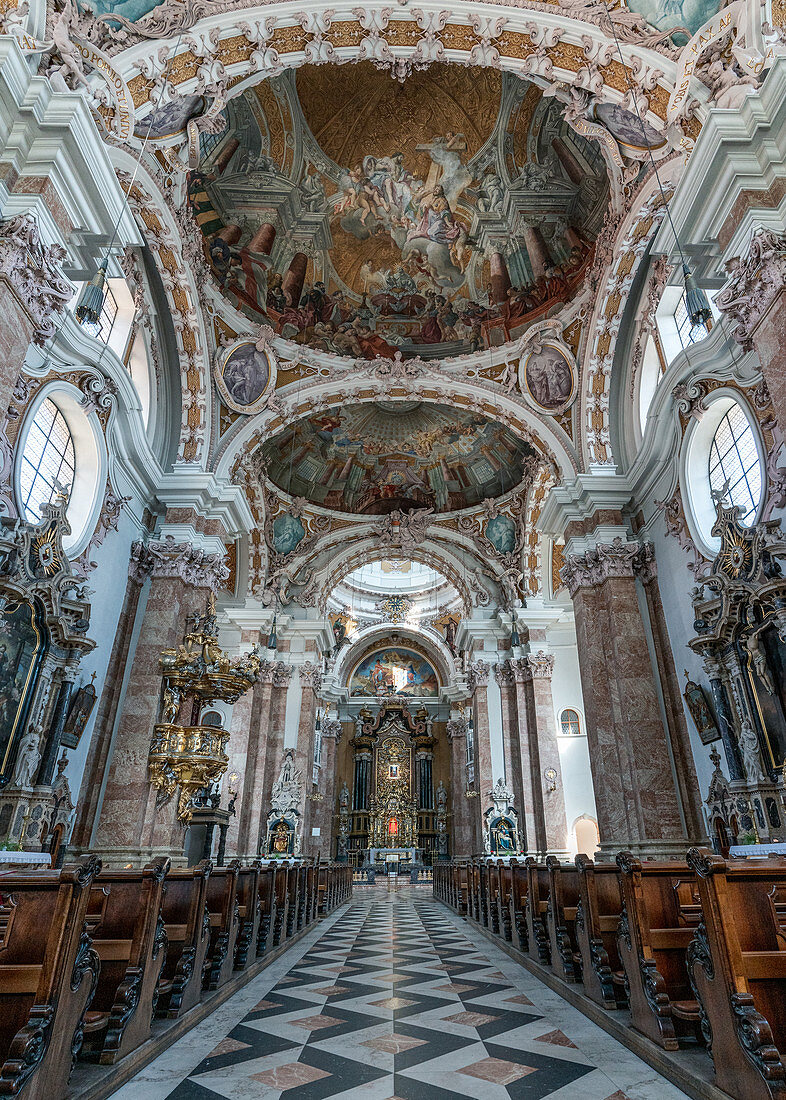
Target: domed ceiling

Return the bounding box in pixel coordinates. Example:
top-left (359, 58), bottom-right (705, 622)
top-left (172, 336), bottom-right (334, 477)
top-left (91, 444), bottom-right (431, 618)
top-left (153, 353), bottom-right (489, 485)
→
top-left (189, 64), bottom-right (609, 360)
top-left (259, 402), bottom-right (540, 515)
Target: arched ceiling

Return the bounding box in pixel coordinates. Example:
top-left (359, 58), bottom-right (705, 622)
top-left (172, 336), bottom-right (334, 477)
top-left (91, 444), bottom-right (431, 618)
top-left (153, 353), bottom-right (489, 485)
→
top-left (259, 400), bottom-right (541, 514)
top-left (192, 63), bottom-right (609, 361)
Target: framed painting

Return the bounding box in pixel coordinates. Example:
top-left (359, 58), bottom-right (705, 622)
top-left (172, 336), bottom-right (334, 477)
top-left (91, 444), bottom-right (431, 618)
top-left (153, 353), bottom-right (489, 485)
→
top-left (214, 339), bottom-right (276, 415)
top-left (0, 598), bottom-right (48, 787)
top-left (683, 672), bottom-right (720, 745)
top-left (61, 681), bottom-right (97, 750)
top-left (520, 343), bottom-right (576, 414)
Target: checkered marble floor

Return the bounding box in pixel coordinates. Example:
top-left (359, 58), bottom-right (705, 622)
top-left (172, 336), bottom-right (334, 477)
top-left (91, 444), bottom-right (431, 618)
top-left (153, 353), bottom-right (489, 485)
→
top-left (114, 886), bottom-right (691, 1100)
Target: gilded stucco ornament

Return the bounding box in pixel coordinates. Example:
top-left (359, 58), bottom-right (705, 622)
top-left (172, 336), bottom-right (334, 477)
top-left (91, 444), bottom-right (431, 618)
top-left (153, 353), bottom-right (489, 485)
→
top-left (148, 592), bottom-right (262, 821)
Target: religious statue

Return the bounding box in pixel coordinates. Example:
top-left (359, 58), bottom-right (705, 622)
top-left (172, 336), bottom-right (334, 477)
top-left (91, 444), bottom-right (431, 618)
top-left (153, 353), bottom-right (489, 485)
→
top-left (436, 781), bottom-right (447, 811)
top-left (745, 625), bottom-right (776, 695)
top-left (271, 820), bottom-right (291, 853)
top-left (493, 819), bottom-right (516, 853)
top-left (739, 719), bottom-right (766, 783)
top-left (13, 728), bottom-right (42, 788)
top-left (339, 782), bottom-right (350, 811)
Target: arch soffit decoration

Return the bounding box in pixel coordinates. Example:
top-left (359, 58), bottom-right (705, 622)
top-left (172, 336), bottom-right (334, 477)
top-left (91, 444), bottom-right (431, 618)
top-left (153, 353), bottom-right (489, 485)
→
top-left (97, 3), bottom-right (712, 474)
top-left (334, 623), bottom-right (454, 694)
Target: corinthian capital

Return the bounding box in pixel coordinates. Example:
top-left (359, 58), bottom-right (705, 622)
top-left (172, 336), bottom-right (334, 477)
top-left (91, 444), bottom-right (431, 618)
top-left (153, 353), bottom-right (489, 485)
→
top-left (715, 227), bottom-right (786, 350)
top-left (0, 214), bottom-right (73, 346)
top-left (510, 656), bottom-right (533, 684)
top-left (446, 718), bottom-right (467, 741)
top-left (562, 537), bottom-right (639, 595)
top-left (146, 535), bottom-right (229, 590)
top-left (299, 660), bottom-right (322, 690)
top-left (494, 660), bottom-right (515, 686)
top-left (467, 659), bottom-right (490, 690)
top-left (527, 650), bottom-right (555, 679)
top-left (322, 719), bottom-right (343, 741)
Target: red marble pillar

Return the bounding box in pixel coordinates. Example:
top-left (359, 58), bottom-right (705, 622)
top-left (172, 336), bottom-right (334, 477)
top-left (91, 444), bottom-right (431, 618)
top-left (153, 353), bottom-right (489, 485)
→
top-left (563, 542), bottom-right (687, 859)
top-left (261, 668), bottom-right (291, 818)
top-left (248, 222), bottom-right (276, 255)
top-left (282, 251), bottom-right (308, 307)
top-left (311, 718), bottom-right (342, 859)
top-left (212, 137), bottom-right (239, 174)
top-left (215, 223), bottom-right (242, 246)
top-left (447, 718), bottom-right (472, 856)
top-left (224, 633), bottom-right (266, 858)
top-left (295, 661), bottom-right (321, 851)
top-left (489, 250), bottom-right (511, 304)
top-left (494, 662), bottom-right (526, 828)
top-left (520, 222), bottom-right (552, 278)
top-left (0, 214), bottom-right (71, 422)
top-left (92, 540), bottom-right (228, 865)
top-left (511, 658), bottom-right (544, 854)
top-left (552, 136), bottom-right (584, 186)
top-left (526, 650), bottom-right (569, 857)
top-left (634, 544), bottom-right (706, 843)
top-left (72, 545), bottom-right (153, 850)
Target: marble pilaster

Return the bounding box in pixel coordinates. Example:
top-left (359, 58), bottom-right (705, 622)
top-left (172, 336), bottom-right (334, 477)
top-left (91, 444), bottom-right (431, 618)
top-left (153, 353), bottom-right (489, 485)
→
top-left (91, 538), bottom-right (228, 866)
top-left (447, 718), bottom-right (472, 856)
top-left (295, 661), bottom-right (322, 850)
top-left (562, 541), bottom-right (688, 859)
top-left (494, 662), bottom-right (526, 841)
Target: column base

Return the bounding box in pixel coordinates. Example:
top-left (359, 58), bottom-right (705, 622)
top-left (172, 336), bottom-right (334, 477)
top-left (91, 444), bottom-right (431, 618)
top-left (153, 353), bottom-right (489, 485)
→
top-left (596, 838), bottom-right (694, 863)
top-left (69, 844), bottom-right (189, 869)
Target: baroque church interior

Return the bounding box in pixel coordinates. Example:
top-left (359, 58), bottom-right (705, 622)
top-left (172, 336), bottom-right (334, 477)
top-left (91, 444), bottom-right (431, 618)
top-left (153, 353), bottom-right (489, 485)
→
top-left (1, 0), bottom-right (786, 1094)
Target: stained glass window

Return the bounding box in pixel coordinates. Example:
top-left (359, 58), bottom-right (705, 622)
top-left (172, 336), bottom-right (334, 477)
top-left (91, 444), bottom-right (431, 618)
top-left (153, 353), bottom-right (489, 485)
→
top-left (19, 398), bottom-right (75, 523)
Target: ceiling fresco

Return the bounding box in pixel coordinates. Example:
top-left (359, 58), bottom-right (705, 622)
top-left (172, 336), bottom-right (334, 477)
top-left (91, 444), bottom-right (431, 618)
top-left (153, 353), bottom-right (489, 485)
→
top-left (189, 64), bottom-right (611, 360)
top-left (259, 402), bottom-right (540, 515)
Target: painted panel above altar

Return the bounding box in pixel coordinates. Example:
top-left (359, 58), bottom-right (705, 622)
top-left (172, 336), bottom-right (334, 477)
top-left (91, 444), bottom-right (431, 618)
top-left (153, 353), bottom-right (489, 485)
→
top-left (349, 648), bottom-right (439, 698)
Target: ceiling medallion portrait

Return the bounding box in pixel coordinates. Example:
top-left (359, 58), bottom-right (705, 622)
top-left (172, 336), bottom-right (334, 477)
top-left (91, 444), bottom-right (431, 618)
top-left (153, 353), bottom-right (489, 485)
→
top-left (259, 401), bottom-right (540, 515)
top-left (188, 63), bottom-right (609, 362)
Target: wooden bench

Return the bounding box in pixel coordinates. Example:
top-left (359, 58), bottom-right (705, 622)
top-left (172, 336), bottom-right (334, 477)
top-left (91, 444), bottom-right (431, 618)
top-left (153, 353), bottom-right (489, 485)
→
top-left (468, 862), bottom-right (481, 923)
top-left (272, 861), bottom-right (290, 946)
top-left (0, 856), bottom-right (102, 1098)
top-left (485, 862), bottom-right (499, 932)
top-left (525, 858), bottom-right (551, 966)
top-left (497, 861), bottom-right (513, 942)
top-left (80, 857), bottom-right (170, 1064)
top-left (574, 854), bottom-right (625, 1010)
top-left (234, 863), bottom-right (261, 971)
top-left (616, 852), bottom-right (702, 1050)
top-left (453, 862), bottom-right (468, 915)
top-left (510, 858), bottom-right (529, 954)
top-left (546, 857), bottom-right (582, 983)
top-left (156, 860), bottom-right (211, 1019)
top-left (686, 847), bottom-right (786, 1100)
top-left (286, 863), bottom-right (300, 939)
top-left (257, 864), bottom-right (277, 955)
top-left (203, 861), bottom-right (240, 991)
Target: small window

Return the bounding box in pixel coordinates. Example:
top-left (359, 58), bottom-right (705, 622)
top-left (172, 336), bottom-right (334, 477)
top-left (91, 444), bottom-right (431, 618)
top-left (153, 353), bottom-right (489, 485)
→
top-left (560, 708), bottom-right (582, 736)
top-left (19, 398), bottom-right (75, 523)
top-left (708, 403), bottom-right (762, 526)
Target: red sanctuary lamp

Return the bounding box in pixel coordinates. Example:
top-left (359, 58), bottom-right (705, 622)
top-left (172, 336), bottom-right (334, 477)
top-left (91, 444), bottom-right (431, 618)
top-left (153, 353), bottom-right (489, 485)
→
top-left (388, 818), bottom-right (398, 837)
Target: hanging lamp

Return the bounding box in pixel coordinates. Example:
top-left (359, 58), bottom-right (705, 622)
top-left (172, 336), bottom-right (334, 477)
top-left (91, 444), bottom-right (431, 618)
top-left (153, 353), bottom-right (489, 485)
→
top-left (267, 612), bottom-right (278, 651)
top-left (75, 258), bottom-right (109, 327)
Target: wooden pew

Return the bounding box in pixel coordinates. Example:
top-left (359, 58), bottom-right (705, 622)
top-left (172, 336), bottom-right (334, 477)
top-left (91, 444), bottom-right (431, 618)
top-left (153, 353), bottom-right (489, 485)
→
top-left (574, 854), bottom-right (626, 1010)
top-left (286, 863), bottom-right (300, 938)
top-left (525, 858), bottom-right (551, 965)
top-left (510, 858), bottom-right (529, 954)
top-left (546, 856), bottom-right (582, 983)
top-left (80, 857), bottom-right (170, 1064)
top-left (616, 852), bottom-right (702, 1050)
top-left (156, 860), bottom-right (211, 1019)
top-left (486, 861), bottom-right (500, 933)
top-left (0, 856), bottom-right (102, 1098)
top-left (203, 861), bottom-right (240, 991)
top-left (257, 864), bottom-right (277, 955)
top-left (296, 863), bottom-right (308, 930)
top-left (498, 861), bottom-right (513, 942)
top-left (686, 847), bottom-right (786, 1100)
top-left (234, 863), bottom-right (261, 971)
top-left (272, 861), bottom-right (289, 946)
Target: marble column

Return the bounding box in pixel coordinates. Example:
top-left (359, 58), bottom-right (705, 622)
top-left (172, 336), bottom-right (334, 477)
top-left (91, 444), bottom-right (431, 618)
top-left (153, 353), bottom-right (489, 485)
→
top-left (552, 137), bottom-right (584, 186)
top-left (520, 221), bottom-right (552, 278)
top-left (469, 660), bottom-right (493, 851)
top-left (447, 718), bottom-right (472, 856)
top-left (489, 250), bottom-right (511, 304)
top-left (563, 541), bottom-right (688, 859)
top-left (223, 637), bottom-right (272, 859)
top-left (72, 546), bottom-right (153, 850)
top-left (259, 664), bottom-right (293, 847)
top-left (494, 662), bottom-right (526, 839)
top-left (91, 539), bottom-right (228, 866)
top-left (526, 650), bottom-right (570, 857)
top-left (311, 718), bottom-right (342, 859)
top-left (702, 655), bottom-right (743, 781)
top-left (248, 222), bottom-right (276, 255)
top-left (510, 657), bottom-right (544, 854)
top-left (282, 252), bottom-right (308, 307)
top-left (212, 136), bottom-right (239, 174)
top-left (295, 661), bottom-right (322, 851)
top-left (215, 223), bottom-right (242, 247)
top-left (634, 544), bottom-right (707, 842)
top-left (0, 214), bottom-right (72, 421)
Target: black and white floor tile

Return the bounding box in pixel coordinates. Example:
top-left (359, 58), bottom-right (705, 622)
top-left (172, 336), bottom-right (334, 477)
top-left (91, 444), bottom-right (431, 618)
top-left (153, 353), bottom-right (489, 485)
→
top-left (112, 885), bottom-right (691, 1100)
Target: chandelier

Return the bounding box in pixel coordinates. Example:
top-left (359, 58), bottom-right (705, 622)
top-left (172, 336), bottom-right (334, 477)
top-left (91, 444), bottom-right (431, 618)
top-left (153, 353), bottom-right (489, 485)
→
top-left (148, 593), bottom-right (262, 821)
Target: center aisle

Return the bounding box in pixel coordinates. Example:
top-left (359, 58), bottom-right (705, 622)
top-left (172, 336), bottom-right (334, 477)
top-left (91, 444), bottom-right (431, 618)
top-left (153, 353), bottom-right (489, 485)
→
top-left (114, 884), bottom-right (691, 1100)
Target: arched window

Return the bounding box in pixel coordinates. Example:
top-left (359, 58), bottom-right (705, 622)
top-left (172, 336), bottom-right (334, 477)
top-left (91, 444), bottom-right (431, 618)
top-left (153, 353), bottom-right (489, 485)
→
top-left (560, 708), bottom-right (582, 736)
top-left (683, 393), bottom-right (765, 554)
top-left (708, 402), bottom-right (762, 526)
top-left (19, 397), bottom-right (75, 523)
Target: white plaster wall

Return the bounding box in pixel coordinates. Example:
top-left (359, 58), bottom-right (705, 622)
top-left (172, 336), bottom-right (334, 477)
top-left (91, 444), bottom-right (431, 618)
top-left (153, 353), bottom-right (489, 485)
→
top-left (547, 619), bottom-right (598, 853)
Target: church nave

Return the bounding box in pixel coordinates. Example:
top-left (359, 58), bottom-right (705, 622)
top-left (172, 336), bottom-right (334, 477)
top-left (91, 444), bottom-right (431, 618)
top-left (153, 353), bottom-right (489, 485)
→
top-left (114, 889), bottom-right (690, 1100)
